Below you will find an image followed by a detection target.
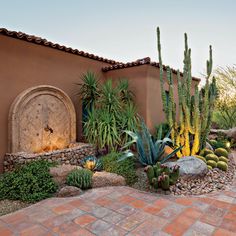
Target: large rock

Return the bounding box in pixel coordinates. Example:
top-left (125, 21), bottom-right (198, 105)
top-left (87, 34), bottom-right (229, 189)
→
top-left (56, 186), bottom-right (83, 197)
top-left (92, 171), bottom-right (126, 188)
top-left (50, 164), bottom-right (82, 185)
top-left (166, 156), bottom-right (208, 179)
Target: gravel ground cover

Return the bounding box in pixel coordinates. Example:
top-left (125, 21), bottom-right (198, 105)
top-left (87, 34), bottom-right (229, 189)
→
top-left (132, 154), bottom-right (236, 196)
top-left (0, 200), bottom-right (30, 216)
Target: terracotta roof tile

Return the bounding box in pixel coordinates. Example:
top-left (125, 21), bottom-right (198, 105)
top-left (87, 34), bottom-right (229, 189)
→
top-left (102, 57), bottom-right (151, 72)
top-left (0, 28), bottom-right (119, 65)
top-left (102, 58), bottom-right (200, 82)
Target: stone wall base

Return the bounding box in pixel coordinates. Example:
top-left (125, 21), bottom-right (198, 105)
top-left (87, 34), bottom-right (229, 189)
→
top-left (4, 143), bottom-right (95, 172)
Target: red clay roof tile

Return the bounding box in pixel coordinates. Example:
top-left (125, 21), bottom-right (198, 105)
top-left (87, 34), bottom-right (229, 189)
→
top-left (0, 28), bottom-right (201, 82)
top-left (0, 28), bottom-right (119, 65)
top-left (102, 58), bottom-right (200, 82)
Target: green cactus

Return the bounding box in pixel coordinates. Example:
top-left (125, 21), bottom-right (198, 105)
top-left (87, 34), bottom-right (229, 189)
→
top-left (158, 174), bottom-right (170, 190)
top-left (145, 163), bottom-right (179, 190)
top-left (214, 148), bottom-right (228, 158)
top-left (194, 155), bottom-right (207, 163)
top-left (157, 28), bottom-right (217, 157)
top-left (207, 165), bottom-right (213, 170)
top-left (218, 156), bottom-right (228, 163)
top-left (203, 149), bottom-right (215, 156)
top-left (169, 165), bottom-right (180, 185)
top-left (145, 165), bottom-right (155, 184)
top-left (217, 161), bottom-right (228, 171)
top-left (152, 177), bottom-right (159, 189)
top-left (205, 154), bottom-right (219, 162)
top-left (207, 160), bottom-right (217, 168)
top-left (66, 169), bottom-right (93, 189)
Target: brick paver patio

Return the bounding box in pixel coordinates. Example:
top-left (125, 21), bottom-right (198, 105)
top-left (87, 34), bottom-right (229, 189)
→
top-left (0, 182), bottom-right (236, 236)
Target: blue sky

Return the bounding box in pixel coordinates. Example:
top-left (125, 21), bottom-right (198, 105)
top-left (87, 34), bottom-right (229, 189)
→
top-left (1, 0), bottom-right (235, 77)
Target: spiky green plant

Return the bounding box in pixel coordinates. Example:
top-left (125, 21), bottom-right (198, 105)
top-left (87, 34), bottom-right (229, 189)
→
top-left (66, 169), bottom-right (92, 189)
top-left (77, 71), bottom-right (100, 109)
top-left (157, 27), bottom-right (217, 157)
top-left (117, 79), bottom-right (134, 105)
top-left (83, 77), bottom-right (138, 152)
top-left (121, 120), bottom-right (182, 166)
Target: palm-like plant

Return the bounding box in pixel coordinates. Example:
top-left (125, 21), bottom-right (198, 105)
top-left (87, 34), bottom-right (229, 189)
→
top-left (117, 79), bottom-right (134, 105)
top-left (121, 120), bottom-right (182, 166)
top-left (77, 71), bottom-right (100, 109)
top-left (99, 79), bottom-right (121, 113)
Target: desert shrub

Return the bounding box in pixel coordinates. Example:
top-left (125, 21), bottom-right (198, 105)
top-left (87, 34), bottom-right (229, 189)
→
top-left (80, 75), bottom-right (138, 153)
top-left (0, 160), bottom-right (58, 203)
top-left (66, 169), bottom-right (92, 189)
top-left (101, 152), bottom-right (137, 185)
top-left (212, 66), bottom-right (236, 129)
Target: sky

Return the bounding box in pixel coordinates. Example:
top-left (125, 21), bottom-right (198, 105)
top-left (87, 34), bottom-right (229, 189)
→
top-left (0, 0), bottom-right (236, 77)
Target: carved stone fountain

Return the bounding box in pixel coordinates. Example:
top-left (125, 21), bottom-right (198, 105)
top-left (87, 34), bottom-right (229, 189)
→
top-left (4, 85), bottom-right (95, 171)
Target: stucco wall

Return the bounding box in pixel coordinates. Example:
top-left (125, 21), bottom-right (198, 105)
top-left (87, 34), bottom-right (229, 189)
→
top-left (0, 34), bottom-right (200, 173)
top-left (0, 35), bottom-right (111, 172)
top-left (104, 65), bottom-right (149, 121)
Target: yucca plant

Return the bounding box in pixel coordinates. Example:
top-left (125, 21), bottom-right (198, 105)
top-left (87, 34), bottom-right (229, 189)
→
top-left (119, 103), bottom-right (139, 146)
top-left (99, 79), bottom-right (121, 113)
top-left (121, 120), bottom-right (182, 166)
top-left (117, 79), bottom-right (134, 105)
top-left (77, 71), bottom-right (100, 109)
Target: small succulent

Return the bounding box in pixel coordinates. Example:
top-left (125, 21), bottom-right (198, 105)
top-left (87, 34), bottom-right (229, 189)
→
top-left (81, 156), bottom-right (102, 171)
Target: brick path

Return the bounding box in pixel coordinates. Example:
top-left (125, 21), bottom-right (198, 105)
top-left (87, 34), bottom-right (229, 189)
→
top-left (0, 183), bottom-right (236, 236)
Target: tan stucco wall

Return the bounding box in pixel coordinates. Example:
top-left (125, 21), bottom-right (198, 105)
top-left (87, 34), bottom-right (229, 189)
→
top-left (0, 35), bottom-right (111, 172)
top-left (0, 35), bottom-right (200, 173)
top-left (104, 65), bottom-right (149, 121)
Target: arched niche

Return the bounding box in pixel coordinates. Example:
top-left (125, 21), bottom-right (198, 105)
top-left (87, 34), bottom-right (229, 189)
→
top-left (8, 85), bottom-right (76, 153)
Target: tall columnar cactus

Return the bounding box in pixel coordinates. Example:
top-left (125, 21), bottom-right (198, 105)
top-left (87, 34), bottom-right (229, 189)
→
top-left (157, 28), bottom-right (217, 157)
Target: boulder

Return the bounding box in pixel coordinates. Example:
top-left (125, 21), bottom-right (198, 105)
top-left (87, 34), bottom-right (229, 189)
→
top-left (50, 164), bottom-right (82, 185)
top-left (92, 171), bottom-right (126, 188)
top-left (166, 156), bottom-right (208, 179)
top-left (56, 186), bottom-right (83, 197)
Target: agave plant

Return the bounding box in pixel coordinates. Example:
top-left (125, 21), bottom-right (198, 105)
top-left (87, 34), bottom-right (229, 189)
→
top-left (121, 120), bottom-right (182, 166)
top-left (81, 156), bottom-right (102, 171)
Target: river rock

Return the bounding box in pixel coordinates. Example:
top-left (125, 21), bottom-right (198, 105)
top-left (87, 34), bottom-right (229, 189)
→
top-left (92, 171), bottom-right (126, 188)
top-left (50, 164), bottom-right (82, 185)
top-left (56, 186), bottom-right (83, 197)
top-left (166, 156), bottom-right (208, 179)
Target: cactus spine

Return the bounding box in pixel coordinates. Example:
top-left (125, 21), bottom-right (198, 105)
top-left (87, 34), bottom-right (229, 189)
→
top-left (157, 28), bottom-right (217, 157)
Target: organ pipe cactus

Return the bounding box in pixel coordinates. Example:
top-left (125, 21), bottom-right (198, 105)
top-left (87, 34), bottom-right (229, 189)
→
top-left (157, 27), bottom-right (217, 157)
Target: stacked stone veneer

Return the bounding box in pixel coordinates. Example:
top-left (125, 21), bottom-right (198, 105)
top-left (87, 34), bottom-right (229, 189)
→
top-left (4, 143), bottom-right (96, 172)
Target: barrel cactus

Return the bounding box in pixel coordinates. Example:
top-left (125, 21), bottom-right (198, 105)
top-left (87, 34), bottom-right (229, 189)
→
top-left (205, 154), bottom-right (219, 162)
top-left (207, 160), bottom-right (217, 168)
top-left (194, 155), bottom-right (207, 163)
top-left (218, 156), bottom-right (228, 163)
top-left (214, 148), bottom-right (228, 158)
top-left (207, 165), bottom-right (213, 170)
top-left (217, 161), bottom-right (228, 171)
top-left (66, 169), bottom-right (93, 189)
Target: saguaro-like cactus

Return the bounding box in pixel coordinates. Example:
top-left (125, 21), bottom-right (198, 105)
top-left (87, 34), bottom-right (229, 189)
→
top-left (157, 28), bottom-right (217, 157)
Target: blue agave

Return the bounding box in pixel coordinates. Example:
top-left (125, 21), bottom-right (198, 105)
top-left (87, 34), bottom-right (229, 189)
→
top-left (120, 120), bottom-right (182, 166)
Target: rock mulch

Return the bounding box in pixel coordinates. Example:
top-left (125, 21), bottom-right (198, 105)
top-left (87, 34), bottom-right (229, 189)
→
top-left (0, 200), bottom-right (30, 216)
top-left (171, 156), bottom-right (236, 195)
top-left (132, 153), bottom-right (236, 196)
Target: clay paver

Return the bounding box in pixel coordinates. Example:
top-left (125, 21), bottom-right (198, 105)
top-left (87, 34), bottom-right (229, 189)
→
top-left (0, 182), bottom-right (236, 236)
